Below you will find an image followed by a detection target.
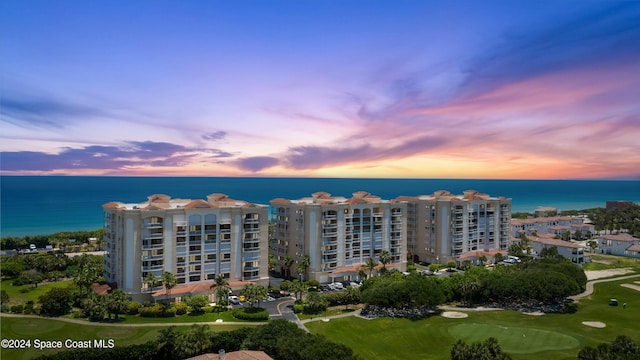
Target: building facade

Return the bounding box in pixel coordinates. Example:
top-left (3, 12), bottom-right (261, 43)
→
top-left (597, 233), bottom-right (640, 257)
top-left (270, 191), bottom-right (407, 283)
top-left (398, 190), bottom-right (512, 265)
top-left (103, 193), bottom-right (269, 301)
top-left (511, 216), bottom-right (595, 239)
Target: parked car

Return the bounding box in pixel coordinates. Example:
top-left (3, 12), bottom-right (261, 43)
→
top-left (229, 296), bottom-right (240, 305)
top-left (319, 284), bottom-right (331, 291)
top-left (268, 290), bottom-right (283, 299)
top-left (609, 298), bottom-right (618, 306)
top-left (331, 282), bottom-right (344, 290)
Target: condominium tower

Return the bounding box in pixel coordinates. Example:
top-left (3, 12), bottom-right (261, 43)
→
top-left (103, 193), bottom-right (269, 301)
top-left (271, 191), bottom-right (407, 283)
top-left (398, 190), bottom-right (512, 265)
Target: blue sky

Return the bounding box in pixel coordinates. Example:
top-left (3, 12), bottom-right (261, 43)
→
top-left (1, 0), bottom-right (639, 179)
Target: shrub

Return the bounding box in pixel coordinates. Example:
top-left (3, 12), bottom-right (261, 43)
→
top-left (232, 307), bottom-right (269, 321)
top-left (23, 301), bottom-right (35, 315)
top-left (564, 302), bottom-right (578, 313)
top-left (162, 306), bottom-right (176, 317)
top-left (0, 304), bottom-right (9, 313)
top-left (126, 301), bottom-right (141, 315)
top-left (293, 304), bottom-right (304, 314)
top-left (139, 304), bottom-right (164, 317)
top-left (11, 304), bottom-right (24, 313)
top-left (174, 302), bottom-right (188, 315)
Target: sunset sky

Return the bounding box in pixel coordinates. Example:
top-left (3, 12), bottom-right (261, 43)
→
top-left (1, 1), bottom-right (639, 179)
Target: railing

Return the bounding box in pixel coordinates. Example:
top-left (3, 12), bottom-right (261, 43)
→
top-left (141, 243), bottom-right (163, 250)
top-left (141, 264), bottom-right (163, 271)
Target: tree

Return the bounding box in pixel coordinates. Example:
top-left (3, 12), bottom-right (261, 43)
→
top-left (428, 263), bottom-right (442, 274)
top-left (539, 246), bottom-right (559, 259)
top-left (364, 257), bottom-right (378, 278)
top-left (461, 260), bottom-right (472, 271)
top-left (175, 324), bottom-right (212, 359)
top-left (578, 335), bottom-right (640, 360)
top-left (210, 274), bottom-right (230, 304)
top-left (105, 289), bottom-right (128, 320)
top-left (290, 279), bottom-right (306, 301)
top-left (446, 261), bottom-right (457, 271)
top-left (162, 271), bottom-right (177, 302)
top-left (295, 255), bottom-right (310, 281)
top-left (587, 240), bottom-right (598, 253)
top-left (379, 250), bottom-right (392, 270)
top-left (283, 255), bottom-right (295, 278)
top-left (186, 295), bottom-right (209, 314)
top-left (145, 272), bottom-right (158, 292)
top-left (83, 293), bottom-right (106, 321)
top-left (156, 326), bottom-right (179, 360)
top-left (342, 286), bottom-right (360, 310)
top-left (39, 287), bottom-right (73, 316)
top-left (358, 269), bottom-right (367, 281)
top-left (451, 338), bottom-right (512, 360)
top-left (494, 253), bottom-right (504, 264)
top-left (0, 290), bottom-right (8, 305)
top-left (478, 256), bottom-right (487, 266)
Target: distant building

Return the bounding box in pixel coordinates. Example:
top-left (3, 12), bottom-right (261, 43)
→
top-left (397, 190), bottom-right (511, 266)
top-left (511, 216), bottom-right (595, 239)
top-left (606, 201), bottom-right (634, 210)
top-left (597, 233), bottom-right (640, 257)
top-left (270, 192), bottom-right (407, 283)
top-left (103, 193), bottom-right (269, 302)
top-left (534, 207), bottom-right (558, 217)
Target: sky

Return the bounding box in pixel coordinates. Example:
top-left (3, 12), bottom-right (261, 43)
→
top-left (1, 0), bottom-right (639, 179)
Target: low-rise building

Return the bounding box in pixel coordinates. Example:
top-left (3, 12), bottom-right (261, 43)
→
top-left (529, 234), bottom-right (586, 265)
top-left (597, 234), bottom-right (640, 257)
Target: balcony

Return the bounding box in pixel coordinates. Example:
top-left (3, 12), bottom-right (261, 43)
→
top-left (141, 243), bottom-right (163, 250)
top-left (142, 254), bottom-right (164, 261)
top-left (141, 264), bottom-right (163, 272)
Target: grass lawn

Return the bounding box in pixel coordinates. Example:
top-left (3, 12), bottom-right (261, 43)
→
top-left (0, 279), bottom-right (74, 306)
top-left (297, 304), bottom-right (362, 320)
top-left (0, 316), bottom-right (250, 360)
top-left (307, 276), bottom-right (640, 360)
top-left (583, 254), bottom-right (640, 271)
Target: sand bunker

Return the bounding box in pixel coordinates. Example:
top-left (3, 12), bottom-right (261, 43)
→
top-left (582, 321), bottom-right (606, 328)
top-left (441, 311), bottom-right (469, 319)
top-left (521, 311), bottom-right (545, 316)
top-left (584, 268), bottom-right (634, 280)
top-left (620, 283), bottom-right (640, 291)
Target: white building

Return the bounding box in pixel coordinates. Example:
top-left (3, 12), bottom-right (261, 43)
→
top-left (103, 193), bottom-right (269, 301)
top-left (271, 191), bottom-right (407, 283)
top-left (397, 190), bottom-right (511, 265)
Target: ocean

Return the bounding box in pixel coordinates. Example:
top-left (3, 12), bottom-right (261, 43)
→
top-left (1, 176), bottom-right (638, 237)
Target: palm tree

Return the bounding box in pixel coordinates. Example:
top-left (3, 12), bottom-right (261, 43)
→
top-left (105, 289), bottom-right (128, 320)
top-left (295, 255), bottom-right (310, 281)
top-left (283, 255), bottom-right (295, 279)
top-left (461, 260), bottom-right (472, 271)
top-left (290, 279), bottom-right (306, 301)
top-left (494, 253), bottom-right (504, 264)
top-left (478, 256), bottom-right (487, 266)
top-left (210, 274), bottom-right (229, 304)
top-left (379, 250), bottom-right (391, 270)
top-left (364, 257), bottom-right (377, 278)
top-left (145, 272), bottom-right (157, 292)
top-left (162, 271), bottom-right (177, 302)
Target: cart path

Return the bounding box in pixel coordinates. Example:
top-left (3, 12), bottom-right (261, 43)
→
top-left (569, 273), bottom-right (640, 301)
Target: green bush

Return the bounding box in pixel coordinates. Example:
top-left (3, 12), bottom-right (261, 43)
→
top-left (0, 304), bottom-right (9, 313)
top-left (232, 307), bottom-right (269, 321)
top-left (162, 307), bottom-right (176, 317)
top-left (293, 304), bottom-right (304, 314)
top-left (139, 304), bottom-right (164, 317)
top-left (126, 301), bottom-right (141, 315)
top-left (23, 301), bottom-right (35, 315)
top-left (11, 304), bottom-right (24, 313)
top-left (174, 302), bottom-right (188, 315)
top-left (564, 302), bottom-right (578, 313)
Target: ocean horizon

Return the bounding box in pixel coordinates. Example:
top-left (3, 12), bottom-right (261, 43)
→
top-left (1, 176), bottom-right (639, 238)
